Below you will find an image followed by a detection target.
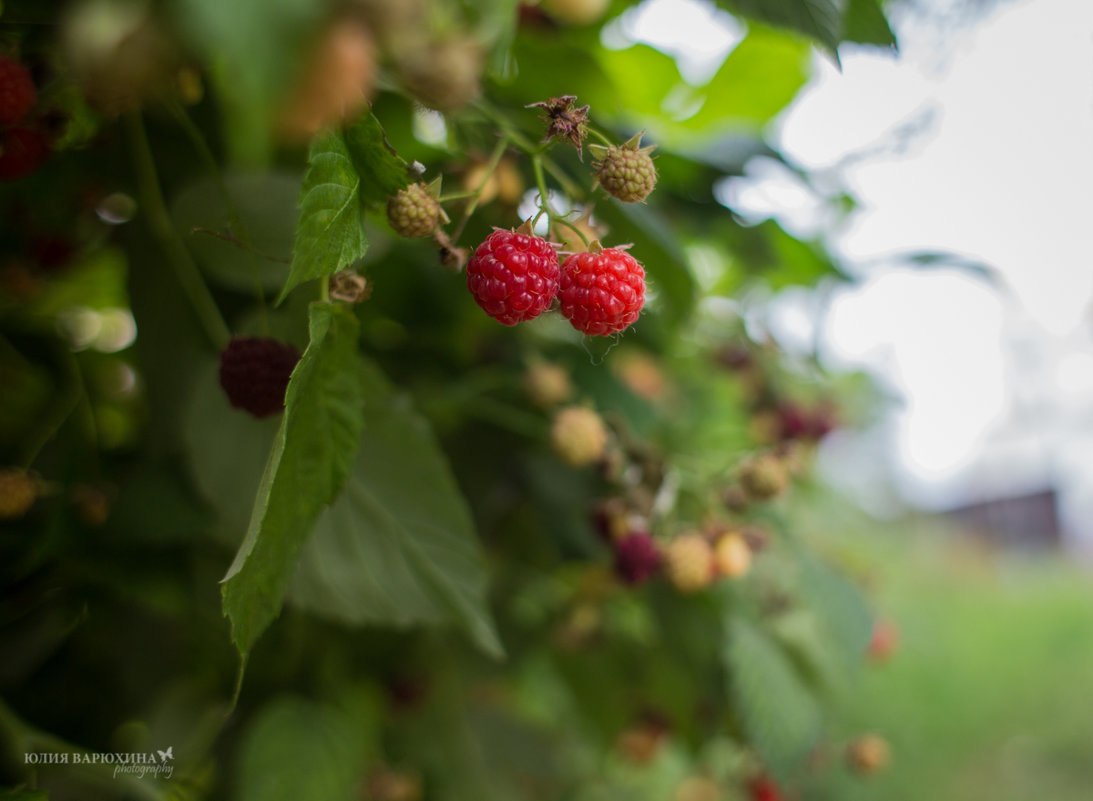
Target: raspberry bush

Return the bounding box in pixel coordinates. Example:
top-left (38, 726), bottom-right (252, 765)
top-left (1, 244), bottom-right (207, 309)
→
top-left (0, 2), bottom-right (903, 800)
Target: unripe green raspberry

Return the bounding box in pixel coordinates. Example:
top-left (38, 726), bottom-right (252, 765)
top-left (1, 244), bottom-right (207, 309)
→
top-left (591, 132), bottom-right (657, 203)
top-left (386, 182), bottom-right (445, 238)
top-left (738, 451), bottom-right (790, 501)
top-left (551, 405), bottom-right (608, 466)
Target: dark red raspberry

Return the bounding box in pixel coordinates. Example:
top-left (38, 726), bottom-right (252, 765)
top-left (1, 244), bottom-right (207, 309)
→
top-left (0, 56), bottom-right (36, 126)
top-left (218, 337), bottom-right (301, 418)
top-left (466, 226), bottom-right (560, 326)
top-left (613, 531), bottom-right (661, 586)
top-left (0, 127), bottom-right (50, 182)
top-left (559, 245), bottom-right (645, 336)
top-left (777, 402), bottom-right (810, 441)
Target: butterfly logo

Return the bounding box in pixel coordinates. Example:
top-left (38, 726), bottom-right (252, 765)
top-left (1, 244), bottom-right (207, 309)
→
top-left (157, 747), bottom-right (174, 762)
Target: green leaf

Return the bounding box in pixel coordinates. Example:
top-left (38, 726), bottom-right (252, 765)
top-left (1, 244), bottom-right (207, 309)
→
top-left (171, 172), bottom-right (299, 292)
top-left (236, 695), bottom-right (374, 801)
top-left (289, 357), bottom-right (503, 659)
top-left (221, 303), bottom-right (364, 657)
top-left (183, 310), bottom-right (309, 543)
top-left (184, 358), bottom-right (282, 542)
top-left (722, 218), bottom-right (843, 289)
top-left (596, 44), bottom-right (685, 123)
top-left (794, 549), bottom-right (873, 675)
top-left (342, 112), bottom-right (410, 206)
top-left (681, 27), bottom-right (811, 133)
top-left (842, 0), bottom-right (897, 48)
top-left (279, 132), bottom-right (368, 303)
top-left (724, 614), bottom-right (822, 780)
top-left (719, 0), bottom-right (844, 58)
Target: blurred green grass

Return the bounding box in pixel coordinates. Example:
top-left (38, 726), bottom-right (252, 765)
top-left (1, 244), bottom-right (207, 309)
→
top-left (801, 497), bottom-right (1093, 801)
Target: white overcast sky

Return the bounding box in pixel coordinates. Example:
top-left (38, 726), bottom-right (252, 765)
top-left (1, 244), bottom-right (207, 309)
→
top-left (622, 0), bottom-right (1093, 546)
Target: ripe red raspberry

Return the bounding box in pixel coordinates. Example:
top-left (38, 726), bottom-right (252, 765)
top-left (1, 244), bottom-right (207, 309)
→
top-left (591, 132), bottom-right (657, 203)
top-left (867, 618), bottom-right (900, 663)
top-left (0, 56), bottom-right (36, 125)
top-left (747, 775), bottom-right (783, 801)
top-left (613, 531), bottom-right (661, 585)
top-left (387, 181), bottom-right (446, 238)
top-left (218, 337), bottom-right (301, 418)
top-left (0, 127), bottom-right (50, 182)
top-left (559, 245), bottom-right (645, 336)
top-left (466, 226), bottom-right (560, 326)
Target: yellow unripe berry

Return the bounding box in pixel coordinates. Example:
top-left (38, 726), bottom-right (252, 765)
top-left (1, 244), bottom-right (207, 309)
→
top-left (551, 406), bottom-right (608, 466)
top-left (664, 533), bottom-right (714, 593)
top-left (714, 532), bottom-right (752, 579)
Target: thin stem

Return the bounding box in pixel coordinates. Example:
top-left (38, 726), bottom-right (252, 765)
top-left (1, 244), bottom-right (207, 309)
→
top-left (551, 217), bottom-right (591, 250)
top-left (320, 275), bottom-right (330, 303)
top-left (473, 99), bottom-right (538, 153)
top-left (190, 227), bottom-right (290, 265)
top-left (451, 135), bottom-right (509, 243)
top-left (531, 155), bottom-right (553, 222)
top-left (542, 159), bottom-right (585, 202)
top-left (125, 112), bottom-right (231, 350)
top-left (473, 98), bottom-right (586, 203)
top-left (588, 127), bottom-right (614, 147)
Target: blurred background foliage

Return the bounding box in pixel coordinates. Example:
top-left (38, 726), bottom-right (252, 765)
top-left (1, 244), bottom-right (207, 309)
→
top-left (0, 0), bottom-right (1089, 800)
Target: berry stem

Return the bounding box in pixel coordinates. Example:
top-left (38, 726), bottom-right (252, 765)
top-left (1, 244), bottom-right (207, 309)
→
top-left (531, 154), bottom-right (553, 223)
top-left (551, 216), bottom-right (591, 250)
top-left (473, 98), bottom-right (584, 201)
top-left (542, 159), bottom-right (584, 202)
top-left (124, 112), bottom-right (231, 351)
top-left (451, 134), bottom-right (509, 243)
top-left (588, 127), bottom-right (615, 147)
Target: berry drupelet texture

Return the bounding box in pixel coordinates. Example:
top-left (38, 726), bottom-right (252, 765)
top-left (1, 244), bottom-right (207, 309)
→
top-left (559, 246), bottom-right (645, 336)
top-left (386, 182), bottom-right (445, 238)
top-left (592, 132), bottom-right (657, 203)
top-left (218, 337), bottom-right (301, 419)
top-left (466, 228), bottom-right (560, 325)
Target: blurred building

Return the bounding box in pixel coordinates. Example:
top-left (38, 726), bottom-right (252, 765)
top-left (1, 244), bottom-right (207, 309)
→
top-left (943, 489), bottom-right (1061, 550)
